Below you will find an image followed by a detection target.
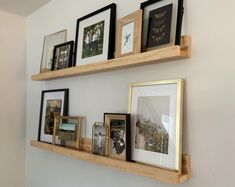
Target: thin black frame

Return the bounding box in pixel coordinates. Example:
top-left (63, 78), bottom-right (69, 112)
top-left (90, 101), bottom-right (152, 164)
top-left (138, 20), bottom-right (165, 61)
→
top-left (140, 0), bottom-right (184, 48)
top-left (38, 89), bottom-right (69, 143)
top-left (104, 113), bottom-right (131, 161)
top-left (74, 3), bottom-right (116, 66)
top-left (51, 41), bottom-right (74, 71)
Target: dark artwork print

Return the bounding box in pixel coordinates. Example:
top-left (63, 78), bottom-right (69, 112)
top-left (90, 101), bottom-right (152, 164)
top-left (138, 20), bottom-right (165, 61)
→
top-left (147, 4), bottom-right (173, 48)
top-left (82, 20), bottom-right (105, 59)
top-left (55, 45), bottom-right (71, 70)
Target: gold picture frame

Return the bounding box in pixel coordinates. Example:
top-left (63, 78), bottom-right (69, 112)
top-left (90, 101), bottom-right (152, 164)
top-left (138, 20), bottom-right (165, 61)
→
top-left (115, 10), bottom-right (142, 58)
top-left (53, 116), bottom-right (81, 149)
top-left (128, 79), bottom-right (183, 174)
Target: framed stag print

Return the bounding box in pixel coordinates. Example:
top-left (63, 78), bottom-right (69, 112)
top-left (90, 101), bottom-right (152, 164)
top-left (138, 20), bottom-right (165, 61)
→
top-left (128, 79), bottom-right (183, 173)
top-left (104, 113), bottom-right (131, 161)
top-left (74, 3), bottom-right (116, 66)
top-left (38, 89), bottom-right (69, 144)
top-left (140, 0), bottom-right (184, 51)
top-left (115, 10), bottom-right (142, 58)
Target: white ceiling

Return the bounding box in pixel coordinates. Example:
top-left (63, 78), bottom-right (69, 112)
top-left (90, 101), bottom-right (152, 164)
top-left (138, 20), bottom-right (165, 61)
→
top-left (0, 0), bottom-right (51, 16)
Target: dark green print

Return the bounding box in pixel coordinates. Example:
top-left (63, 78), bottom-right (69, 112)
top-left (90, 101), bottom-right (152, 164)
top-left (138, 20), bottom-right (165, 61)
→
top-left (82, 20), bottom-right (105, 59)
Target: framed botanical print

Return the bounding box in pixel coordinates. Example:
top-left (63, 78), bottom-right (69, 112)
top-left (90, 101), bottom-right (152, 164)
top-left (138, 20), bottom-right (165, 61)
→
top-left (140, 0), bottom-right (184, 51)
top-left (38, 89), bottom-right (69, 143)
top-left (40, 30), bottom-right (67, 73)
top-left (53, 116), bottom-right (81, 149)
top-left (74, 3), bottom-right (116, 66)
top-left (92, 122), bottom-right (109, 156)
top-left (51, 41), bottom-right (74, 71)
top-left (104, 113), bottom-right (131, 161)
top-left (128, 79), bottom-right (183, 173)
top-left (115, 10), bottom-right (142, 58)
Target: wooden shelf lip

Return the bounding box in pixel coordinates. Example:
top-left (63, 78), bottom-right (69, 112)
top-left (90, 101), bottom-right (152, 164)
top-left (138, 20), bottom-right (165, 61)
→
top-left (31, 140), bottom-right (191, 184)
top-left (31, 36), bottom-right (191, 81)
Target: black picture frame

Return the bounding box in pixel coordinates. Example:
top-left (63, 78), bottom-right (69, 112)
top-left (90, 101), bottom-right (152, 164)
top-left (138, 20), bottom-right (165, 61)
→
top-left (74, 3), bottom-right (116, 66)
top-left (38, 89), bottom-right (69, 143)
top-left (51, 41), bottom-right (74, 71)
top-left (104, 113), bottom-right (131, 161)
top-left (140, 0), bottom-right (184, 51)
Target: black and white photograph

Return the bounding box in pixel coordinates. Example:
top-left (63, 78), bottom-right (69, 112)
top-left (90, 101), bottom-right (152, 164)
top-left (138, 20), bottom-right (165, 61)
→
top-left (140, 0), bottom-right (184, 51)
top-left (51, 41), bottom-right (74, 71)
top-left (92, 122), bottom-right (108, 156)
top-left (104, 113), bottom-right (131, 160)
top-left (128, 79), bottom-right (183, 171)
top-left (74, 3), bottom-right (116, 65)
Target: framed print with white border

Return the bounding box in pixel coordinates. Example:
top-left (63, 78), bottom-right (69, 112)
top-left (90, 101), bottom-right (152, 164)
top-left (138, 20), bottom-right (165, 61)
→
top-left (74, 3), bottom-right (116, 66)
top-left (38, 89), bottom-right (69, 144)
top-left (128, 79), bottom-right (183, 173)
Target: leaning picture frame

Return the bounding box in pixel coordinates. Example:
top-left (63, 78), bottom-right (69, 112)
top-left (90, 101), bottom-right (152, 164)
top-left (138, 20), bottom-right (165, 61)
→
top-left (128, 79), bottom-right (183, 173)
top-left (38, 89), bottom-right (69, 144)
top-left (140, 0), bottom-right (184, 51)
top-left (74, 3), bottom-right (116, 66)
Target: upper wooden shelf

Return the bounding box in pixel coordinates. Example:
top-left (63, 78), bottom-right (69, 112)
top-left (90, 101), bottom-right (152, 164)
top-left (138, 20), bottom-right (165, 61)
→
top-left (32, 36), bottom-right (191, 81)
top-left (31, 140), bottom-right (191, 184)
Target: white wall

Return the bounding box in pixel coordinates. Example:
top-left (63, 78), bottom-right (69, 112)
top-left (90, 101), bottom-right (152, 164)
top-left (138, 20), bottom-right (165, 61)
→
top-left (0, 11), bottom-right (26, 187)
top-left (26, 0), bottom-right (235, 187)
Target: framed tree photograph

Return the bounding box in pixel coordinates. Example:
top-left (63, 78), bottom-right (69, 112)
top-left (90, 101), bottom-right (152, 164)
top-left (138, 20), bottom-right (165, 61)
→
top-left (115, 10), bottom-right (142, 58)
top-left (104, 113), bottom-right (131, 161)
top-left (140, 0), bottom-right (184, 51)
top-left (40, 30), bottom-right (67, 73)
top-left (51, 41), bottom-right (74, 71)
top-left (128, 79), bottom-right (183, 173)
top-left (74, 3), bottom-right (116, 66)
top-left (53, 116), bottom-right (81, 149)
top-left (38, 89), bottom-right (69, 144)
top-left (92, 122), bottom-right (109, 156)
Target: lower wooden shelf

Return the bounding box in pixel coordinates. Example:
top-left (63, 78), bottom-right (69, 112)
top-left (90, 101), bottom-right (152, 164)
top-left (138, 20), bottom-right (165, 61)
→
top-left (31, 140), bottom-right (191, 184)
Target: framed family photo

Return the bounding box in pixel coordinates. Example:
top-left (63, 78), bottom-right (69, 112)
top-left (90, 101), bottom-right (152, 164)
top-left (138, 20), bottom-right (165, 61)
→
top-left (115, 10), bottom-right (142, 58)
top-left (51, 41), bottom-right (74, 71)
top-left (140, 0), bottom-right (184, 51)
top-left (128, 79), bottom-right (183, 173)
top-left (40, 30), bottom-right (67, 73)
top-left (74, 3), bottom-right (116, 66)
top-left (104, 113), bottom-right (131, 161)
top-left (92, 122), bottom-right (109, 156)
top-left (53, 116), bottom-right (81, 149)
top-left (38, 89), bottom-right (69, 144)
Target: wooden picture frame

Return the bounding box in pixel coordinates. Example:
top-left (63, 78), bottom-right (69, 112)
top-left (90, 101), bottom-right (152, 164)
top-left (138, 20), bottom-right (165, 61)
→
top-left (38, 89), bottom-right (69, 144)
top-left (104, 113), bottom-right (131, 161)
top-left (128, 79), bottom-right (183, 173)
top-left (51, 41), bottom-right (74, 71)
top-left (115, 10), bottom-right (142, 58)
top-left (74, 3), bottom-right (116, 66)
top-left (53, 116), bottom-right (81, 149)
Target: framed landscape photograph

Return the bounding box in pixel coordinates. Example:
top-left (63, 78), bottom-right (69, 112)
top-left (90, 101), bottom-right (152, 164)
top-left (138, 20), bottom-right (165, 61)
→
top-left (140, 0), bottom-right (184, 51)
top-left (53, 116), bottom-right (81, 149)
top-left (74, 3), bottom-right (116, 66)
top-left (38, 89), bottom-right (69, 143)
top-left (40, 30), bottom-right (67, 73)
top-left (115, 10), bottom-right (142, 58)
top-left (92, 122), bottom-right (109, 156)
top-left (51, 41), bottom-right (74, 71)
top-left (128, 79), bottom-right (183, 173)
top-left (104, 113), bottom-right (131, 161)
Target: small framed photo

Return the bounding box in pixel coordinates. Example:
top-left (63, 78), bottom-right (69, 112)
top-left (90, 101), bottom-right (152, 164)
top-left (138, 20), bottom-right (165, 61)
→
top-left (38, 89), bottom-right (69, 144)
top-left (53, 116), bottom-right (81, 149)
top-left (74, 3), bottom-right (116, 66)
top-left (51, 41), bottom-right (74, 71)
top-left (115, 10), bottom-right (142, 58)
top-left (40, 30), bottom-right (67, 73)
top-left (140, 0), bottom-right (184, 51)
top-left (128, 79), bottom-right (183, 173)
top-left (92, 122), bottom-right (109, 156)
top-left (104, 113), bottom-right (131, 161)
